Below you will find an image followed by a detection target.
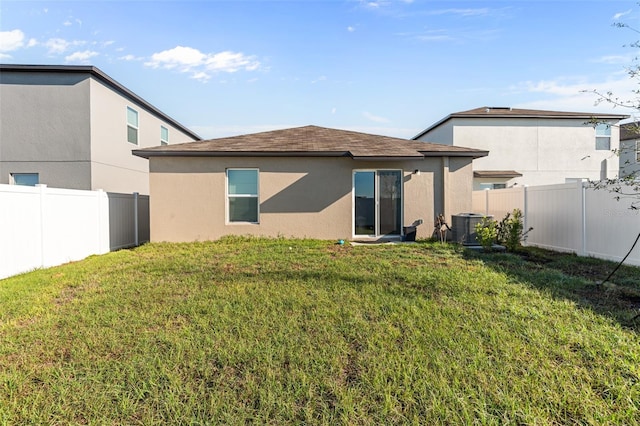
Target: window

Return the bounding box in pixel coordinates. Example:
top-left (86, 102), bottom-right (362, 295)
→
top-left (227, 169), bottom-right (259, 223)
top-left (595, 123), bottom-right (611, 150)
top-left (127, 107), bottom-right (138, 145)
top-left (11, 173), bottom-right (39, 186)
top-left (479, 183), bottom-right (506, 190)
top-left (160, 126), bottom-right (169, 146)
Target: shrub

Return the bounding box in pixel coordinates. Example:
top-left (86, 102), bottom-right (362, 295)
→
top-left (496, 209), bottom-right (533, 252)
top-left (474, 217), bottom-right (497, 251)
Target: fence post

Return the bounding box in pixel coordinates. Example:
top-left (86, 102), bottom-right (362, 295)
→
top-left (484, 188), bottom-right (490, 216)
top-left (580, 181), bottom-right (587, 256)
top-left (36, 184), bottom-right (47, 268)
top-left (523, 185), bottom-right (528, 246)
top-left (134, 192), bottom-right (139, 247)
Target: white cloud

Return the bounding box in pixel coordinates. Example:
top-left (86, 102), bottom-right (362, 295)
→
top-left (27, 38), bottom-right (38, 48)
top-left (613, 9), bottom-right (632, 20)
top-left (146, 46), bottom-right (206, 70)
top-left (205, 51), bottom-right (260, 72)
top-left (0, 29), bottom-right (25, 52)
top-left (416, 30), bottom-right (453, 42)
top-left (45, 38), bottom-right (72, 54)
top-left (65, 50), bottom-right (98, 64)
top-left (363, 111), bottom-right (390, 123)
top-left (63, 20), bottom-right (72, 27)
top-left (312, 75), bottom-right (327, 84)
top-left (348, 26), bottom-right (355, 32)
top-left (190, 71), bottom-right (211, 82)
top-left (595, 55), bottom-right (633, 65)
top-left (118, 54), bottom-right (140, 61)
top-left (428, 8), bottom-right (490, 17)
top-left (145, 45), bottom-right (261, 81)
top-left (513, 74), bottom-right (639, 115)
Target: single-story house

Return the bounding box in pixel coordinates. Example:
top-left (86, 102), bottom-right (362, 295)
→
top-left (133, 125), bottom-right (487, 242)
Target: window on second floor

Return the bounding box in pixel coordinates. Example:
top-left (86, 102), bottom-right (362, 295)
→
top-left (127, 107), bottom-right (139, 145)
top-left (595, 123), bottom-right (611, 150)
top-left (161, 126), bottom-right (169, 146)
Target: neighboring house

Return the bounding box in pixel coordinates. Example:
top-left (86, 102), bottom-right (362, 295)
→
top-left (0, 64), bottom-right (199, 194)
top-left (619, 122), bottom-right (640, 179)
top-left (413, 107), bottom-right (628, 189)
top-left (133, 125), bottom-right (487, 242)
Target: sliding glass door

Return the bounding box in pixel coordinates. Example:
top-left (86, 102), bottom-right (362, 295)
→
top-left (354, 170), bottom-right (402, 237)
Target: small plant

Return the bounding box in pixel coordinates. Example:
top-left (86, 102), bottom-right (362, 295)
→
top-left (496, 209), bottom-right (533, 252)
top-left (474, 216), bottom-right (497, 251)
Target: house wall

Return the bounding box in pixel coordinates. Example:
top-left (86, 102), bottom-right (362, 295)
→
top-left (147, 156), bottom-right (475, 242)
top-left (89, 78), bottom-right (197, 194)
top-left (0, 71), bottom-right (93, 189)
top-left (619, 138), bottom-right (640, 178)
top-left (416, 121), bottom-right (454, 145)
top-left (418, 117), bottom-right (621, 187)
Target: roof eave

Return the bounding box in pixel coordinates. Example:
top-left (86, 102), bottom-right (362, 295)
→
top-left (1, 64), bottom-right (201, 141)
top-left (420, 150), bottom-right (489, 159)
top-left (132, 150), bottom-right (351, 159)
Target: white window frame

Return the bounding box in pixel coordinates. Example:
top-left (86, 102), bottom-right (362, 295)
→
top-left (127, 106), bottom-right (139, 145)
top-left (226, 168), bottom-right (260, 224)
top-left (595, 123), bottom-right (611, 151)
top-left (160, 125), bottom-right (169, 146)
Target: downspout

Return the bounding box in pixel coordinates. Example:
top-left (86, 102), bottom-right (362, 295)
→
top-left (442, 156), bottom-right (450, 221)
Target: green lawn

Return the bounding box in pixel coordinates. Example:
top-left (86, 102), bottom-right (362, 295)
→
top-left (1, 237), bottom-right (639, 424)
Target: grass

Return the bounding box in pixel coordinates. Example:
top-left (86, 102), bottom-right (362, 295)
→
top-left (1, 236), bottom-right (639, 424)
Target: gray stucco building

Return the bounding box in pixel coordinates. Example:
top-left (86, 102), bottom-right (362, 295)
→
top-left (0, 64), bottom-right (199, 194)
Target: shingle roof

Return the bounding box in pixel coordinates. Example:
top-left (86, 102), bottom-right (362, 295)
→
top-left (132, 125), bottom-right (488, 160)
top-left (413, 106), bottom-right (629, 140)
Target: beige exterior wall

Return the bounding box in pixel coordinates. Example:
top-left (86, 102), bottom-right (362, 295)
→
top-left (417, 117), bottom-right (621, 187)
top-left (147, 155), bottom-right (475, 242)
top-left (89, 78), bottom-right (196, 194)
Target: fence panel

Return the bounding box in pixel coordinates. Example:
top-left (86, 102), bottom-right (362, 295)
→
top-left (0, 185), bottom-right (44, 279)
top-left (1, 185), bottom-right (149, 280)
top-left (585, 186), bottom-right (640, 265)
top-left (525, 183), bottom-right (584, 254)
top-left (107, 193), bottom-right (150, 250)
top-left (473, 182), bottom-right (640, 266)
top-left (41, 187), bottom-right (109, 269)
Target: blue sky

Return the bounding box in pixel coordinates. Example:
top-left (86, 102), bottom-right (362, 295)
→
top-left (1, 1), bottom-right (639, 139)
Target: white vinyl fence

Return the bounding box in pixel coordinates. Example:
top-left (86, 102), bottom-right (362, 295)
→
top-left (0, 184), bottom-right (149, 280)
top-left (472, 181), bottom-right (640, 266)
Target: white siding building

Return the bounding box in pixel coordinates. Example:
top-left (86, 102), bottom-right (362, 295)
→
top-left (413, 107), bottom-right (628, 189)
top-left (619, 122), bottom-right (640, 180)
top-left (0, 64), bottom-right (200, 194)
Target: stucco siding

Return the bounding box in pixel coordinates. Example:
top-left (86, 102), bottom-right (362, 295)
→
top-left (89, 78), bottom-right (196, 194)
top-left (620, 139), bottom-right (640, 178)
top-left (415, 121), bottom-right (454, 145)
top-left (147, 156), bottom-right (469, 242)
top-left (0, 71), bottom-right (92, 188)
top-left (423, 117), bottom-right (621, 187)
